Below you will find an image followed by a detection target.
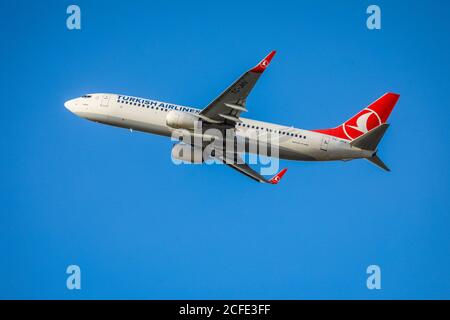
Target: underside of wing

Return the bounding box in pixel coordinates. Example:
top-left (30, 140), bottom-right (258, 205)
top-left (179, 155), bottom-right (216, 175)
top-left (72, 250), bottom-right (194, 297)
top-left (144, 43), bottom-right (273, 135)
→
top-left (199, 51), bottom-right (276, 126)
top-left (215, 152), bottom-right (287, 184)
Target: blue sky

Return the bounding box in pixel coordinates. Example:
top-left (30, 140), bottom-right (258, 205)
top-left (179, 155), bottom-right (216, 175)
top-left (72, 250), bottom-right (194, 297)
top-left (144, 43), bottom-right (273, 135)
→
top-left (1, 0), bottom-right (449, 299)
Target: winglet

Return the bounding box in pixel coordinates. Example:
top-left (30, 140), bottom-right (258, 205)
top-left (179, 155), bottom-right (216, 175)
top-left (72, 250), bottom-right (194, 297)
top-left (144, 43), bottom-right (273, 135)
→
top-left (269, 168), bottom-right (288, 184)
top-left (250, 50), bottom-right (276, 73)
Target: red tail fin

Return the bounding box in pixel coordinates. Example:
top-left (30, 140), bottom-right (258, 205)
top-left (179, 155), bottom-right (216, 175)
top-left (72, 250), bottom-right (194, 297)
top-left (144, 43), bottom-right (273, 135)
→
top-left (312, 93), bottom-right (400, 140)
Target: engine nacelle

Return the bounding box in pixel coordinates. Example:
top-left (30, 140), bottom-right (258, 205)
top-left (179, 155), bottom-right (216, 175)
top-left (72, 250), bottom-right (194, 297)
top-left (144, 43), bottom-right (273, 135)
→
top-left (171, 143), bottom-right (205, 164)
top-left (166, 110), bottom-right (199, 130)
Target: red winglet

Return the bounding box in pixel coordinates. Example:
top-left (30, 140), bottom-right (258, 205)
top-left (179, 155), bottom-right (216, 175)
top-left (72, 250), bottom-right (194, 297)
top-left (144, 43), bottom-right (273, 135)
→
top-left (250, 50), bottom-right (277, 73)
top-left (269, 168), bottom-right (288, 184)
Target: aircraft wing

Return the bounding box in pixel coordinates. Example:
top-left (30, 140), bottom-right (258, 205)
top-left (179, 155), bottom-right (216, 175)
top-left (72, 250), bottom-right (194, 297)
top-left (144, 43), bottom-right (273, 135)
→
top-left (216, 152), bottom-right (287, 184)
top-left (199, 51), bottom-right (276, 125)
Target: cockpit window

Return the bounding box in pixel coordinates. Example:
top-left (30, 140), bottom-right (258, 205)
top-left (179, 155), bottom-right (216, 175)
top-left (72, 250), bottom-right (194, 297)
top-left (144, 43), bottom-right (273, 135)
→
top-left (81, 95), bottom-right (92, 98)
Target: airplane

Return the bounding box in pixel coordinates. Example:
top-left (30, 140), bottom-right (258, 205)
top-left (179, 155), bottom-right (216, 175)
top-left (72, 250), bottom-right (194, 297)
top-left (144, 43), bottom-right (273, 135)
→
top-left (64, 51), bottom-right (400, 184)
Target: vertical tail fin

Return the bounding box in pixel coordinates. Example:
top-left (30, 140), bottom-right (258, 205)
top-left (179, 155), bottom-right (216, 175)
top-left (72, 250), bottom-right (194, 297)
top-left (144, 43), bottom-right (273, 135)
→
top-left (313, 93), bottom-right (400, 140)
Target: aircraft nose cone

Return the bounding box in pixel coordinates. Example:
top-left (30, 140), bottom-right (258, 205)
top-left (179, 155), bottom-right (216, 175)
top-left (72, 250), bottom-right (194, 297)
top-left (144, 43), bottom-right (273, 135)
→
top-left (64, 99), bottom-right (77, 113)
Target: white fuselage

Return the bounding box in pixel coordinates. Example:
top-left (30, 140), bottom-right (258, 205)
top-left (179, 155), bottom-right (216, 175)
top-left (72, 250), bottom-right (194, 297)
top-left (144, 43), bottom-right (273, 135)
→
top-left (64, 93), bottom-right (374, 162)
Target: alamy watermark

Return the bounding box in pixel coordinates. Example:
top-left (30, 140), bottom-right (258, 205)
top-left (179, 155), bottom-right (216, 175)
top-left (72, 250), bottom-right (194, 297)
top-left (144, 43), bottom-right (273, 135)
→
top-left (366, 265), bottom-right (381, 290)
top-left (66, 265), bottom-right (81, 290)
top-left (66, 5), bottom-right (81, 30)
top-left (366, 5), bottom-right (381, 30)
top-left (169, 120), bottom-right (281, 176)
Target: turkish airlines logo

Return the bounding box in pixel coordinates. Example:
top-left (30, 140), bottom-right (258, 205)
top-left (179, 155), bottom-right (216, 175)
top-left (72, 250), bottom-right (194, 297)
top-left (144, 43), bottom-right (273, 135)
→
top-left (260, 59), bottom-right (269, 69)
top-left (342, 109), bottom-right (381, 139)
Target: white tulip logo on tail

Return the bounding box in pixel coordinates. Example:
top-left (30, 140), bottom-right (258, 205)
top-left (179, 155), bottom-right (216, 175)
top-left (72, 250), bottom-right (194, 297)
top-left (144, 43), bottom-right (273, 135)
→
top-left (348, 111), bottom-right (372, 133)
top-left (343, 109), bottom-right (381, 140)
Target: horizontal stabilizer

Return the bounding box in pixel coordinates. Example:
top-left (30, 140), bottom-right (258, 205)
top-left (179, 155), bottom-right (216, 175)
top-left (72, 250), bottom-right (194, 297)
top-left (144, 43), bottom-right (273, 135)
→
top-left (367, 154), bottom-right (390, 172)
top-left (350, 124), bottom-right (389, 151)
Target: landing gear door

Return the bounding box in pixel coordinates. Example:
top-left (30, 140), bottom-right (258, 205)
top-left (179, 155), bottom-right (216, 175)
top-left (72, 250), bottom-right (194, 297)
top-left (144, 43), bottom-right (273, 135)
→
top-left (100, 94), bottom-right (110, 107)
top-left (320, 136), bottom-right (330, 151)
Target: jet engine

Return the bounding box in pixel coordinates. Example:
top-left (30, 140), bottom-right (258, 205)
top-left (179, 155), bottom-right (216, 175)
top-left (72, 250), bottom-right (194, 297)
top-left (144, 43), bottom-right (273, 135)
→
top-left (166, 110), bottom-right (199, 130)
top-left (171, 143), bottom-right (206, 164)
